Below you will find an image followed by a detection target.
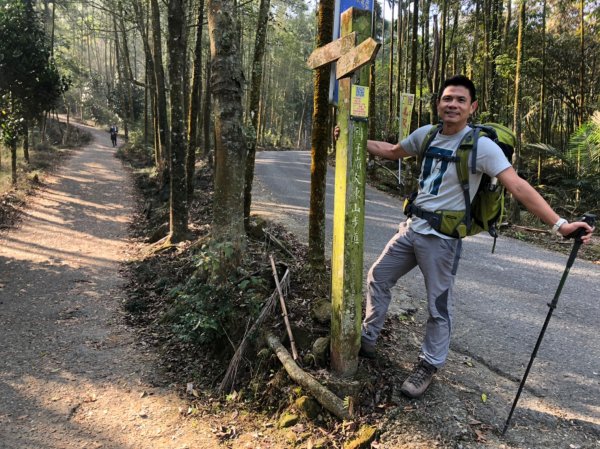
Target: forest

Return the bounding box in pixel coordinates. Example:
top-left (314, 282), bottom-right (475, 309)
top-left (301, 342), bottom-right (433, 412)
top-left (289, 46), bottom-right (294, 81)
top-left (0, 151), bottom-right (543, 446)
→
top-left (0, 0), bottom-right (598, 257)
top-left (1, 0), bottom-right (599, 243)
top-left (0, 0), bottom-right (599, 445)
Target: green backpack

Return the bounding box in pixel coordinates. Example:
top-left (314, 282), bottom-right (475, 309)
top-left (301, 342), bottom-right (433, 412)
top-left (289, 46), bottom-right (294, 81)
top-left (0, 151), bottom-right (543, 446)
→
top-left (404, 122), bottom-right (516, 249)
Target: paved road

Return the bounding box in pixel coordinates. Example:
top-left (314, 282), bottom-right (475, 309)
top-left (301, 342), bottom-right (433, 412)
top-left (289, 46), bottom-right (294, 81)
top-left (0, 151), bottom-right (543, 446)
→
top-left (252, 150), bottom-right (600, 427)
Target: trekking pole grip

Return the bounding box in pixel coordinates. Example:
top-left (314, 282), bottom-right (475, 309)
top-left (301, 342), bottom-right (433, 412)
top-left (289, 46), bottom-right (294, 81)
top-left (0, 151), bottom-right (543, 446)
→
top-left (565, 213), bottom-right (596, 241)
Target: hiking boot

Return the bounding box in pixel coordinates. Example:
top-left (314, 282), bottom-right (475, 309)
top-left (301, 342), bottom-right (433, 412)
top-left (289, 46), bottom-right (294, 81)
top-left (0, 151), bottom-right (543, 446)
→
top-left (358, 339), bottom-right (376, 359)
top-left (400, 360), bottom-right (437, 398)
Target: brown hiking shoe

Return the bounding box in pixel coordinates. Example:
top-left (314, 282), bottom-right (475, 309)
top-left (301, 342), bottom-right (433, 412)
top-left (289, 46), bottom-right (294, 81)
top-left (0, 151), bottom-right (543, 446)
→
top-left (358, 339), bottom-right (376, 359)
top-left (400, 360), bottom-right (437, 398)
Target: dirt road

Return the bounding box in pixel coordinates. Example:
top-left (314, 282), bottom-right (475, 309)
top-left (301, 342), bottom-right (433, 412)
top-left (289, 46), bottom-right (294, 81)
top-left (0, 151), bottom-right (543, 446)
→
top-left (0, 124), bottom-right (219, 449)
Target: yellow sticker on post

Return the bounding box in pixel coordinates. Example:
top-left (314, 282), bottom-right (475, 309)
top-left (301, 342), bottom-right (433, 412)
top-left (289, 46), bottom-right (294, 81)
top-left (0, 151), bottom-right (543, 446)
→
top-left (350, 85), bottom-right (369, 121)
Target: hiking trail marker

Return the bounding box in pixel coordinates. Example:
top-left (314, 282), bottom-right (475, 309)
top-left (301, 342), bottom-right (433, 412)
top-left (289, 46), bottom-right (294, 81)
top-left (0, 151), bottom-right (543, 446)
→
top-left (307, 7), bottom-right (379, 377)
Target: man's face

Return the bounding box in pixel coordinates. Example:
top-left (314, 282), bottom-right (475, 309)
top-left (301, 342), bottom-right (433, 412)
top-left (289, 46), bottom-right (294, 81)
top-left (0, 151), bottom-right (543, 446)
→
top-left (437, 85), bottom-right (478, 126)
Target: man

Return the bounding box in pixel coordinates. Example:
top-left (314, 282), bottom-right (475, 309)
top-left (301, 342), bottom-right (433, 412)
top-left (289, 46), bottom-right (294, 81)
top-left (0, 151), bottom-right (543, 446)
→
top-left (110, 124), bottom-right (118, 147)
top-left (354, 75), bottom-right (594, 399)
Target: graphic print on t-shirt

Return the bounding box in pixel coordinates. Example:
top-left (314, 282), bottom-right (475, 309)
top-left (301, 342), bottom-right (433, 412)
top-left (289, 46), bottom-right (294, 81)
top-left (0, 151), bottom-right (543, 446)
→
top-left (419, 146), bottom-right (454, 195)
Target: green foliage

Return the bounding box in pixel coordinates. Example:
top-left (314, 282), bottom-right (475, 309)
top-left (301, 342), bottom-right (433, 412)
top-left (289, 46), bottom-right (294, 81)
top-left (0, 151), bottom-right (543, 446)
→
top-left (0, 106), bottom-right (23, 147)
top-left (161, 243), bottom-right (268, 348)
top-left (566, 112), bottom-right (600, 173)
top-left (82, 75), bottom-right (115, 125)
top-left (0, 0), bottom-right (68, 145)
top-left (524, 113), bottom-right (600, 216)
top-left (107, 81), bottom-right (145, 122)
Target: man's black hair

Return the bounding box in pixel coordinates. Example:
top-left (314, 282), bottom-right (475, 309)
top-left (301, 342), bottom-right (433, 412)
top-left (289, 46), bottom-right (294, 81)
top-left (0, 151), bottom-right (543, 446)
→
top-left (441, 75), bottom-right (477, 102)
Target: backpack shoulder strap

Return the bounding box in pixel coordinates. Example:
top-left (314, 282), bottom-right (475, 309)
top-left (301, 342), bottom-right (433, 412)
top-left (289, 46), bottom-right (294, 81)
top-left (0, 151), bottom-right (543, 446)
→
top-left (418, 123), bottom-right (443, 166)
top-left (456, 128), bottom-right (478, 232)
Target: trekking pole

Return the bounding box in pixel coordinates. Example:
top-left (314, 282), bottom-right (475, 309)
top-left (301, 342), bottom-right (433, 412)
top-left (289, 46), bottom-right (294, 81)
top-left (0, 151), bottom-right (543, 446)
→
top-left (502, 213), bottom-right (596, 435)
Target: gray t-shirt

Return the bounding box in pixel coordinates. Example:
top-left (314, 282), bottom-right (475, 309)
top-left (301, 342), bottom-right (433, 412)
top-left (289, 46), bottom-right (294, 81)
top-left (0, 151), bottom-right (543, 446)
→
top-left (401, 124), bottom-right (512, 238)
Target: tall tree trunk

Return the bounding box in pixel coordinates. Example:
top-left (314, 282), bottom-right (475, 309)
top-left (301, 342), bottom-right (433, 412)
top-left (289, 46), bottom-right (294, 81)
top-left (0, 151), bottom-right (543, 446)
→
top-left (395, 0), bottom-right (403, 118)
top-left (307, 0), bottom-right (333, 270)
top-left (503, 0), bottom-right (511, 51)
top-left (23, 122), bottom-right (30, 164)
top-left (387, 0), bottom-right (395, 133)
top-left (538, 0), bottom-right (546, 184)
top-left (112, 14), bottom-right (128, 128)
top-left (132, 0), bottom-right (160, 164)
top-left (151, 0), bottom-right (170, 186)
top-left (244, 0), bottom-right (271, 227)
top-left (481, 0), bottom-right (490, 111)
top-left (578, 0), bottom-right (585, 127)
top-left (575, 0), bottom-right (585, 202)
top-left (429, 13), bottom-right (440, 122)
top-left (409, 0), bottom-right (418, 95)
top-left (297, 88), bottom-right (309, 148)
top-left (117, 0), bottom-right (134, 135)
top-left (208, 0), bottom-right (248, 255)
top-left (167, 0), bottom-right (190, 242)
top-left (439, 0), bottom-right (448, 86)
top-left (419, 0), bottom-right (429, 127)
top-left (422, 0), bottom-right (431, 123)
top-left (409, 0), bottom-right (419, 130)
top-left (202, 53), bottom-right (212, 160)
top-left (510, 0), bottom-right (525, 223)
top-left (489, 0), bottom-right (501, 120)
top-left (469, 0), bottom-right (480, 80)
top-left (10, 140), bottom-right (17, 185)
top-left (187, 0), bottom-right (205, 203)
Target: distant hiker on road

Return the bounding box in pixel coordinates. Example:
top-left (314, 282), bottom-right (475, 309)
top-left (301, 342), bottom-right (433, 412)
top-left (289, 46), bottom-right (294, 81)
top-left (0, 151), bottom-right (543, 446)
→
top-left (110, 124), bottom-right (118, 147)
top-left (336, 75), bottom-right (595, 399)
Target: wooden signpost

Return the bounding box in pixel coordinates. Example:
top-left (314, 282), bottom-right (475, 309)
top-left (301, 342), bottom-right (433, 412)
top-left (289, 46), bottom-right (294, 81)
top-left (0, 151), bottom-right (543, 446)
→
top-left (307, 7), bottom-right (379, 377)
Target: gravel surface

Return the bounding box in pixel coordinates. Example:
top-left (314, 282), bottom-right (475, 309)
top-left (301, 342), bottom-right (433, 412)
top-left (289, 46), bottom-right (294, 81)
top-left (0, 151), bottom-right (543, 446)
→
top-left (0, 123), bottom-right (221, 449)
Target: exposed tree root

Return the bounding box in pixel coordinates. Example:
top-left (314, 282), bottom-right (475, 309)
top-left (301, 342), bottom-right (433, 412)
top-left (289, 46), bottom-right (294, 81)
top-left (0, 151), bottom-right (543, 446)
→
top-left (266, 332), bottom-right (351, 420)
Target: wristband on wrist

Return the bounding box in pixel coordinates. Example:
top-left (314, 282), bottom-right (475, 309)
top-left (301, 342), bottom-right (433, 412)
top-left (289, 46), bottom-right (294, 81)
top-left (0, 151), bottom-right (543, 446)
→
top-left (552, 218), bottom-right (568, 235)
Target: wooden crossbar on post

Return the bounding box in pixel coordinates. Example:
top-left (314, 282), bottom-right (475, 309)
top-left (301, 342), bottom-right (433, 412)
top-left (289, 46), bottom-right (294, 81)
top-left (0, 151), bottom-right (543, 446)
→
top-left (306, 7), bottom-right (378, 378)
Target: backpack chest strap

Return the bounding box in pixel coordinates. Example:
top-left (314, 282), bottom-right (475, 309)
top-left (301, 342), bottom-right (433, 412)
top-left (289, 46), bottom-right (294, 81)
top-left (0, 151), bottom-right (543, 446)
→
top-left (423, 151), bottom-right (460, 163)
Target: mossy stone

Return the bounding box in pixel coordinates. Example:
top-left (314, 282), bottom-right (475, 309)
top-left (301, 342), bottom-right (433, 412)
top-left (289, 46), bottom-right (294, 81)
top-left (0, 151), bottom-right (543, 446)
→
top-left (310, 299), bottom-right (331, 324)
top-left (305, 438), bottom-right (328, 449)
top-left (311, 336), bottom-right (330, 366)
top-left (294, 395), bottom-right (321, 420)
top-left (344, 425), bottom-right (378, 449)
top-left (278, 411), bottom-right (299, 428)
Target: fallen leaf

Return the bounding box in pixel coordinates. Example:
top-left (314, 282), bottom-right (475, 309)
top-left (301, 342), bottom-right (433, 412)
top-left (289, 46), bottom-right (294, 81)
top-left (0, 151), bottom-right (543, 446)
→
top-left (481, 393), bottom-right (487, 403)
top-left (474, 428), bottom-right (487, 442)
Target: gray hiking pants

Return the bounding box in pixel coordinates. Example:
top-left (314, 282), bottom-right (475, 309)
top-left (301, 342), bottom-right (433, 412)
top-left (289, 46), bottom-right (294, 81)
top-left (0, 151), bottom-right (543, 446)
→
top-left (361, 222), bottom-right (462, 368)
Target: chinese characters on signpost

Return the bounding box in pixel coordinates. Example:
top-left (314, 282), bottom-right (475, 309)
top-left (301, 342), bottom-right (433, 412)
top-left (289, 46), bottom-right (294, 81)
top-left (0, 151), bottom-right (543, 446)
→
top-left (350, 85), bottom-right (369, 121)
top-left (398, 93), bottom-right (415, 140)
top-left (397, 93), bottom-right (415, 185)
